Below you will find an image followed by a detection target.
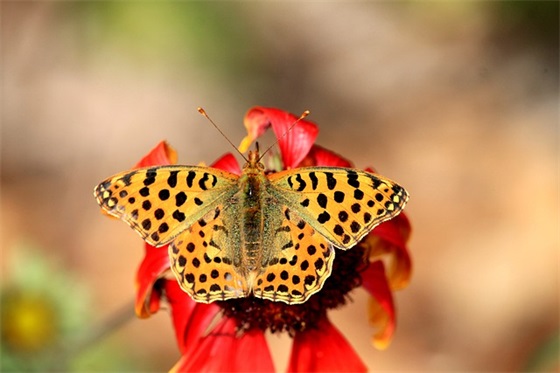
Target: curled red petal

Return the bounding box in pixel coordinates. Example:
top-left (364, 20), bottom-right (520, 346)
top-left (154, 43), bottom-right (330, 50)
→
top-left (361, 261), bottom-right (396, 350)
top-left (288, 317), bottom-right (367, 372)
top-left (371, 213), bottom-right (412, 289)
top-left (171, 315), bottom-right (274, 373)
top-left (135, 141), bottom-right (177, 168)
top-left (298, 144), bottom-right (353, 168)
top-left (210, 153), bottom-right (242, 175)
top-left (239, 108), bottom-right (274, 153)
top-left (243, 107), bottom-right (319, 169)
top-left (135, 243), bottom-right (170, 318)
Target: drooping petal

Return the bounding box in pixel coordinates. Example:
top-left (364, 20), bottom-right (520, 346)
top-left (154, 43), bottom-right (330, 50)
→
top-left (369, 213), bottom-right (412, 290)
top-left (135, 243), bottom-right (170, 318)
top-left (298, 144), bottom-right (353, 168)
top-left (210, 152), bottom-right (242, 175)
top-left (241, 107), bottom-right (319, 169)
top-left (239, 108), bottom-right (272, 153)
top-left (288, 317), bottom-right (367, 372)
top-left (135, 141), bottom-right (177, 168)
top-left (170, 311), bottom-right (274, 373)
top-left (361, 261), bottom-right (396, 350)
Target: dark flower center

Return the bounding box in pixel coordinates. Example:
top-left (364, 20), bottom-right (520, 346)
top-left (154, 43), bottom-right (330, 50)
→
top-left (216, 245), bottom-right (368, 336)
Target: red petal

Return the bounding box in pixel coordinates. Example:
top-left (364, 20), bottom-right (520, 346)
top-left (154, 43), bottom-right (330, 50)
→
top-left (135, 141), bottom-right (177, 168)
top-left (171, 315), bottom-right (274, 372)
top-left (371, 213), bottom-right (412, 290)
top-left (164, 280), bottom-right (220, 355)
top-left (243, 107), bottom-right (319, 169)
top-left (298, 145), bottom-right (353, 167)
top-left (372, 212), bottom-right (411, 248)
top-left (210, 153), bottom-right (242, 175)
top-left (361, 261), bottom-right (396, 349)
top-left (135, 243), bottom-right (170, 318)
top-left (288, 317), bottom-right (367, 372)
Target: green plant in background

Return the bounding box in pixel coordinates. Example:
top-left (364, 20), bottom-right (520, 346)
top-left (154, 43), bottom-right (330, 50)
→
top-left (524, 332), bottom-right (560, 372)
top-left (70, 2), bottom-right (265, 82)
top-left (1, 243), bottom-right (137, 372)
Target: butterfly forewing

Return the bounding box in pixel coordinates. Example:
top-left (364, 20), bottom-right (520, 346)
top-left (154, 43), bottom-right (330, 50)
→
top-left (94, 166), bottom-right (238, 247)
top-left (268, 167), bottom-right (409, 249)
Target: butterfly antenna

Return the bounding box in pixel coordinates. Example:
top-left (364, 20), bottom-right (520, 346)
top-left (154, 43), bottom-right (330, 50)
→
top-left (258, 110), bottom-right (310, 161)
top-left (198, 107), bottom-right (248, 162)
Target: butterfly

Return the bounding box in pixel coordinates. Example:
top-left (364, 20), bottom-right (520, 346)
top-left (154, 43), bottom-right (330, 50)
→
top-left (94, 148), bottom-right (409, 305)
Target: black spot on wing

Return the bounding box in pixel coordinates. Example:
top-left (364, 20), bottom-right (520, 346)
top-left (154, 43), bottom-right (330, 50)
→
top-left (158, 222), bottom-right (169, 233)
top-left (159, 189), bottom-right (170, 201)
top-left (325, 172), bottom-right (337, 190)
top-left (120, 171), bottom-right (136, 186)
top-left (334, 191), bottom-right (345, 203)
top-left (154, 208), bottom-right (165, 220)
top-left (309, 172), bottom-right (318, 190)
top-left (317, 193), bottom-right (328, 209)
top-left (186, 171), bottom-right (196, 188)
top-left (199, 173), bottom-right (210, 190)
top-left (295, 174), bottom-right (307, 192)
top-left (350, 221), bottom-right (361, 233)
top-left (347, 171), bottom-right (360, 188)
top-left (167, 171), bottom-right (178, 188)
top-left (144, 169), bottom-right (157, 186)
top-left (317, 211), bottom-right (331, 224)
top-left (175, 192), bottom-right (187, 207)
top-left (333, 224), bottom-right (344, 236)
top-left (141, 219), bottom-right (151, 230)
top-left (354, 189), bottom-right (364, 200)
top-left (139, 187), bottom-right (150, 197)
top-left (173, 210), bottom-right (186, 222)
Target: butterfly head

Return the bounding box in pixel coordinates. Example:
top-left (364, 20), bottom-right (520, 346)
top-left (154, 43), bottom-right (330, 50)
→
top-left (244, 143), bottom-right (265, 172)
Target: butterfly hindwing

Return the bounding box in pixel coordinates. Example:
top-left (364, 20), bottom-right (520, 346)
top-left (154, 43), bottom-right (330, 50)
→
top-left (169, 204), bottom-right (250, 303)
top-left (253, 206), bottom-right (335, 304)
top-left (268, 167), bottom-right (409, 249)
top-left (94, 166), bottom-right (238, 246)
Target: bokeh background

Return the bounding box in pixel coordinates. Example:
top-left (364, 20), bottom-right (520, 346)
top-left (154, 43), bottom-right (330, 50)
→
top-left (1, 1), bottom-right (558, 372)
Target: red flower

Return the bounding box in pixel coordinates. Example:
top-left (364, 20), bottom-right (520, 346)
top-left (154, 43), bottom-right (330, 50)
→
top-left (132, 107), bottom-right (412, 372)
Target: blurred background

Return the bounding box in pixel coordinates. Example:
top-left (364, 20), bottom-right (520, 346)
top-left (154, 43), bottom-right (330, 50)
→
top-left (1, 1), bottom-right (558, 371)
